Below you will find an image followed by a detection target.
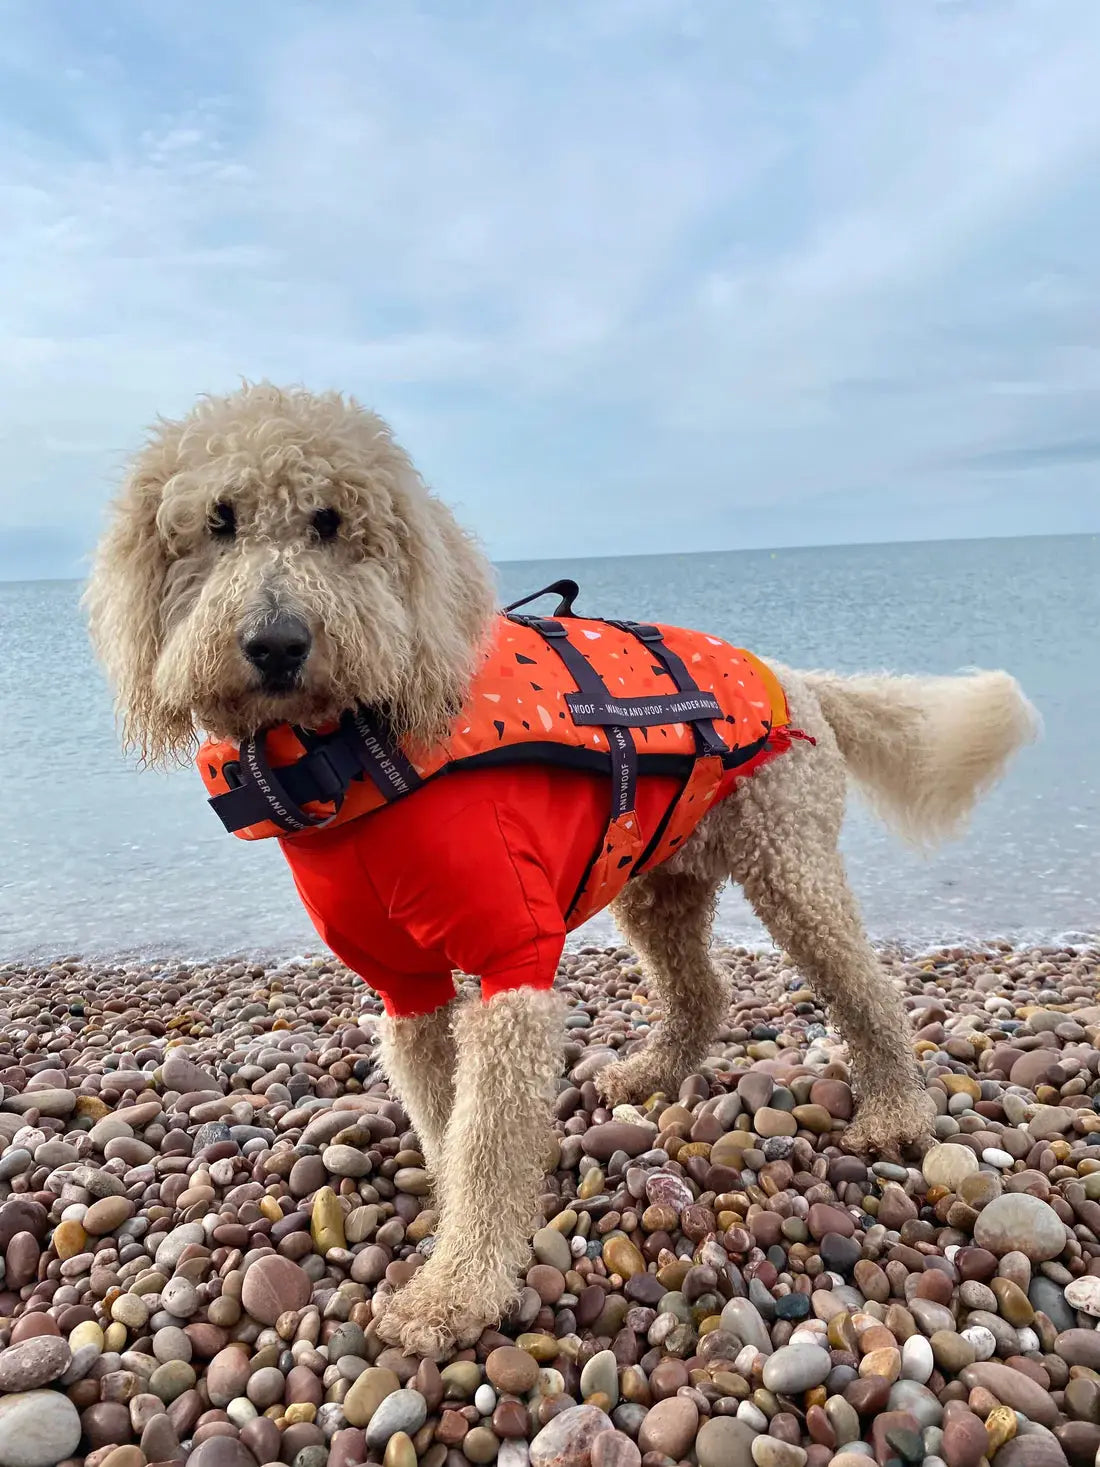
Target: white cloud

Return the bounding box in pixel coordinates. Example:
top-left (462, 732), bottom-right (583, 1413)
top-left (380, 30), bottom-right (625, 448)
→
top-left (0, 0), bottom-right (1098, 576)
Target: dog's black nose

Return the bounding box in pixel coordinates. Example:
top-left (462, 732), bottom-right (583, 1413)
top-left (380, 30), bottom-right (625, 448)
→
top-left (241, 614), bottom-right (312, 683)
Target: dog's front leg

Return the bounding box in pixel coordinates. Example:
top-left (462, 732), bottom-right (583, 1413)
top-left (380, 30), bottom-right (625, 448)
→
top-left (377, 1001), bottom-right (458, 1179)
top-left (373, 986), bottom-right (563, 1360)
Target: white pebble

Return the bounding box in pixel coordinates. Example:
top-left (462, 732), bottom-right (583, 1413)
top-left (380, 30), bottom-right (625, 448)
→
top-left (1017, 1327), bottom-right (1040, 1353)
top-left (317, 1403), bottom-right (348, 1439)
top-left (790, 1320), bottom-right (828, 1343)
top-left (900, 1334), bottom-right (934, 1384)
top-left (535, 1369), bottom-right (564, 1398)
top-left (734, 1345), bottom-right (763, 1376)
top-left (1064, 1276), bottom-right (1100, 1317)
top-left (982, 1148), bottom-right (1014, 1168)
top-left (961, 1325), bottom-right (997, 1361)
top-left (226, 1397), bottom-right (258, 1426)
top-left (736, 1401), bottom-right (769, 1431)
top-left (570, 1236), bottom-right (587, 1257)
top-left (474, 1384), bottom-right (497, 1416)
top-left (610, 1105), bottom-right (649, 1125)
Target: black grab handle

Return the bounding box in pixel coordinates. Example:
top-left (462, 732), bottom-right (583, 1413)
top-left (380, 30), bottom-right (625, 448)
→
top-left (504, 578), bottom-right (580, 618)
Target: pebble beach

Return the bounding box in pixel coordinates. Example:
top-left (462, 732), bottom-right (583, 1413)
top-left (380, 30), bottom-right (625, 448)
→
top-left (1, 942), bottom-right (1100, 1467)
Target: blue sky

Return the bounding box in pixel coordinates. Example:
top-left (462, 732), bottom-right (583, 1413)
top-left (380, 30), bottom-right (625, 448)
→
top-left (2, 0), bottom-right (1099, 580)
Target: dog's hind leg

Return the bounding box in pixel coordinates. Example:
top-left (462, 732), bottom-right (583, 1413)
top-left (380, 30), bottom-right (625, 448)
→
top-left (377, 1002), bottom-right (458, 1179)
top-left (373, 986), bottom-right (564, 1359)
top-left (598, 868), bottom-right (728, 1107)
top-left (716, 683), bottom-right (933, 1155)
top-left (744, 845), bottom-right (931, 1153)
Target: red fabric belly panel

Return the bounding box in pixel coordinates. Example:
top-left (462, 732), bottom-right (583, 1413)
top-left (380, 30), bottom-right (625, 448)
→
top-left (281, 765), bottom-right (684, 1016)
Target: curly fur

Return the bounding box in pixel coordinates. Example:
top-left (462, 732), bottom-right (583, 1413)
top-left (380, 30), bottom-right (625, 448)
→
top-left (377, 1002), bottom-right (458, 1178)
top-left (602, 872), bottom-right (729, 1105)
top-left (801, 667), bottom-right (1040, 846)
top-left (89, 382), bottom-right (1039, 1356)
top-left (374, 987), bottom-right (563, 1359)
top-left (86, 382), bottom-right (496, 763)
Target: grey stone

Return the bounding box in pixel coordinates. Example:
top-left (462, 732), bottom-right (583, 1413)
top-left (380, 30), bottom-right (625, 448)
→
top-left (0, 1390), bottom-right (82, 1467)
top-left (578, 1349), bottom-right (619, 1407)
top-left (696, 1418), bottom-right (756, 1467)
top-left (154, 1222), bottom-right (206, 1270)
top-left (532, 1226), bottom-right (572, 1271)
top-left (887, 1380), bottom-right (943, 1428)
top-left (721, 1297), bottom-right (773, 1354)
top-left (162, 1048), bottom-right (221, 1093)
top-left (972, 1194), bottom-right (1067, 1262)
top-left (364, 1388), bottom-right (428, 1449)
top-left (0, 1150), bottom-right (32, 1181)
top-left (761, 1344), bottom-right (831, 1394)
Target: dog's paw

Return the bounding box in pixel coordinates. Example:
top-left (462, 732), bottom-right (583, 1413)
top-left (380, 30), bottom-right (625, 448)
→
top-left (841, 1092), bottom-right (935, 1159)
top-left (372, 1263), bottom-right (502, 1361)
top-left (597, 1051), bottom-right (675, 1109)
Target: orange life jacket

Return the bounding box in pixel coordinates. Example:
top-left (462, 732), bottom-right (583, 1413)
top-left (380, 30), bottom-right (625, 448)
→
top-left (198, 581), bottom-right (797, 927)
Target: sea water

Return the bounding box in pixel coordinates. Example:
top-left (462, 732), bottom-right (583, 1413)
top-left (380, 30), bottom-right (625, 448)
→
top-left (2, 534), bottom-right (1096, 959)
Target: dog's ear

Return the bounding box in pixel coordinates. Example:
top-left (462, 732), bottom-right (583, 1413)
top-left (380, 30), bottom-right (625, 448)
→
top-left (396, 489), bottom-right (498, 747)
top-left (85, 430), bottom-right (194, 764)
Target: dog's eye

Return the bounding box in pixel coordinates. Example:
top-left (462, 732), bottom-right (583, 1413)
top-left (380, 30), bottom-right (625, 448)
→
top-left (311, 507), bottom-right (341, 542)
top-left (209, 502), bottom-right (236, 539)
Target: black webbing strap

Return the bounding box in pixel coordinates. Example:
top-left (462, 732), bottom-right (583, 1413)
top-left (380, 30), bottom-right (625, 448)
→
top-left (209, 734), bottom-right (344, 835)
top-left (208, 708), bottom-right (423, 835)
top-left (341, 709), bottom-right (424, 801)
top-left (512, 616), bottom-right (637, 826)
top-left (514, 615), bottom-right (638, 922)
top-left (608, 620), bottom-right (730, 758)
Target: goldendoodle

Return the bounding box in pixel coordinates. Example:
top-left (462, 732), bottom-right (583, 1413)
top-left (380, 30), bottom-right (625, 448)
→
top-left (86, 382), bottom-right (1038, 1359)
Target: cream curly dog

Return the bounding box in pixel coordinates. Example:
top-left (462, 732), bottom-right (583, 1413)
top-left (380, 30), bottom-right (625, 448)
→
top-left (87, 383), bottom-right (1038, 1358)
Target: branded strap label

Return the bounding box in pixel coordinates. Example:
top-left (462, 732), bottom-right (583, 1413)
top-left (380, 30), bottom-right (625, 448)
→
top-left (565, 690), bottom-right (723, 728)
top-left (242, 742), bottom-right (312, 831)
top-left (350, 713), bottom-right (420, 798)
top-left (607, 725), bottom-right (637, 817)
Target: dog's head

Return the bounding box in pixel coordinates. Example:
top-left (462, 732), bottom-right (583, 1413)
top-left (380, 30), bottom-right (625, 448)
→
top-left (86, 382), bottom-right (496, 763)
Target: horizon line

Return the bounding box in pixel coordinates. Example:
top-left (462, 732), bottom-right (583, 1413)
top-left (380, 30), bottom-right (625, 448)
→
top-left (1, 525), bottom-right (1095, 587)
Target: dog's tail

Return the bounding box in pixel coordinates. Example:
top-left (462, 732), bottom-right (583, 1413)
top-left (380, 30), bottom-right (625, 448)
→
top-left (800, 667), bottom-right (1040, 847)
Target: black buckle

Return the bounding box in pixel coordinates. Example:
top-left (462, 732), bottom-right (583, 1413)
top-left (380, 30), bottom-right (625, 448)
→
top-left (609, 619), bottom-right (661, 642)
top-left (303, 746), bottom-right (347, 802)
top-left (508, 614), bottom-right (568, 638)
